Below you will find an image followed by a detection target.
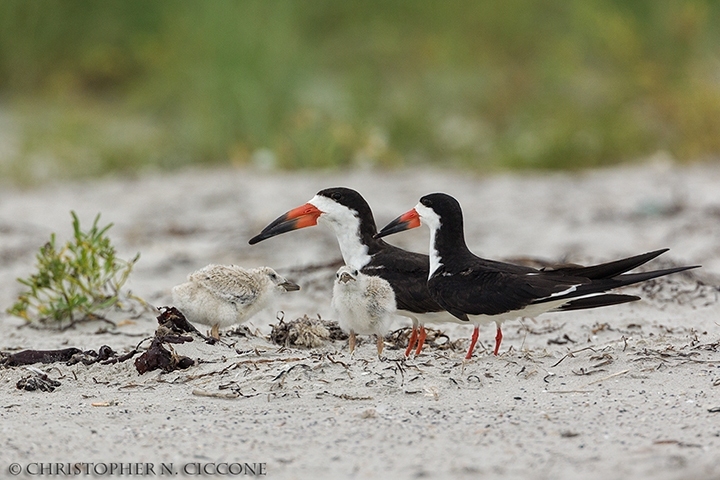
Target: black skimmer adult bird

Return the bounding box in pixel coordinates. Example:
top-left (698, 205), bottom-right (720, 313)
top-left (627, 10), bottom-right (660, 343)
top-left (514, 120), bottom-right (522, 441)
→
top-left (332, 265), bottom-right (397, 358)
top-left (376, 192), bottom-right (700, 359)
top-left (248, 187), bottom-right (457, 357)
top-left (172, 265), bottom-right (300, 339)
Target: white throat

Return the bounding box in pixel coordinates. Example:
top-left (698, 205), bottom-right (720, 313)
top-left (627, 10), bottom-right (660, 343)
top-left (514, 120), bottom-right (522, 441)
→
top-left (428, 227), bottom-right (442, 278)
top-left (310, 195), bottom-right (371, 269)
top-left (415, 203), bottom-right (443, 279)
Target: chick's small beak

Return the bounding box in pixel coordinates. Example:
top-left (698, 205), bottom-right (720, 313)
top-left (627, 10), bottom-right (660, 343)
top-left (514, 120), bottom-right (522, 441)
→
top-left (339, 272), bottom-right (356, 284)
top-left (280, 280), bottom-right (300, 292)
top-left (249, 203), bottom-right (322, 245)
top-left (375, 208), bottom-right (421, 239)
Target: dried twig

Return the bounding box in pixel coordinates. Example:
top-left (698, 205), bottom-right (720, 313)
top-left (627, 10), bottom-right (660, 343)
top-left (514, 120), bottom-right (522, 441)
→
top-left (192, 389), bottom-right (240, 399)
top-left (550, 346), bottom-right (597, 368)
top-left (318, 391), bottom-right (373, 401)
top-left (586, 369), bottom-right (630, 385)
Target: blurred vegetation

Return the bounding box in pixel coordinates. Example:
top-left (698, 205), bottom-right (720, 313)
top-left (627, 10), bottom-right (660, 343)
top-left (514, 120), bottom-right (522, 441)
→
top-left (1, 0), bottom-right (719, 182)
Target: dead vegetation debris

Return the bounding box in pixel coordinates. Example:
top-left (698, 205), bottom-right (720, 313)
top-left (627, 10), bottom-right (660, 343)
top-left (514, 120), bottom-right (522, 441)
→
top-left (67, 345), bottom-right (118, 365)
top-left (225, 324), bottom-right (255, 338)
top-left (2, 347), bottom-right (82, 366)
top-left (384, 327), bottom-right (463, 352)
top-left (270, 315), bottom-right (466, 351)
top-left (571, 352), bottom-right (615, 376)
top-left (632, 346), bottom-right (715, 368)
top-left (694, 341), bottom-right (720, 352)
top-left (317, 391), bottom-right (373, 401)
top-left (191, 389), bottom-right (240, 399)
top-left (548, 334), bottom-right (576, 345)
top-left (639, 268), bottom-right (719, 307)
top-left (519, 321), bottom-right (566, 336)
top-left (551, 346), bottom-right (599, 368)
top-left (270, 314), bottom-right (347, 348)
top-left (133, 307), bottom-right (198, 374)
top-left (2, 345), bottom-right (125, 367)
top-left (16, 368), bottom-right (62, 392)
top-left (134, 338), bottom-right (194, 374)
top-left (156, 306), bottom-right (210, 339)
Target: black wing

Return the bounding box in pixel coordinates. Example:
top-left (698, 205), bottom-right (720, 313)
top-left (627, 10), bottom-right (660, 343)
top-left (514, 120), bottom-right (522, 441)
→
top-left (428, 265), bottom-right (586, 318)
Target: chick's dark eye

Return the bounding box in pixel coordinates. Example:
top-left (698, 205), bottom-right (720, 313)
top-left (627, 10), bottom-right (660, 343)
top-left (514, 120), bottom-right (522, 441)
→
top-left (353, 270), bottom-right (358, 275)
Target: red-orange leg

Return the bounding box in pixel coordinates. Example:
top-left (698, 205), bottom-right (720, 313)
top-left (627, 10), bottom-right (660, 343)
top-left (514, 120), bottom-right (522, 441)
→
top-left (404, 326), bottom-right (419, 358)
top-left (414, 326), bottom-right (428, 357)
top-left (465, 326), bottom-right (480, 360)
top-left (493, 326), bottom-right (503, 356)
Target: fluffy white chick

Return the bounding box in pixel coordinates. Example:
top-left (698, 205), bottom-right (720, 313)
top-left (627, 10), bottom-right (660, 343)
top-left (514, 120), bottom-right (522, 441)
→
top-left (172, 265), bottom-right (299, 339)
top-left (331, 265), bottom-right (396, 357)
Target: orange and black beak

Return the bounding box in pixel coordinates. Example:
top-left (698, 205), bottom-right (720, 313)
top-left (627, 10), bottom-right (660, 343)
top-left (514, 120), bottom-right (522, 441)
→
top-left (249, 203), bottom-right (323, 244)
top-left (375, 208), bottom-right (421, 239)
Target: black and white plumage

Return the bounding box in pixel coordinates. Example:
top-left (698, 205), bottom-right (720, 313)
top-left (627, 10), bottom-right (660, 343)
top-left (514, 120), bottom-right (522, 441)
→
top-left (331, 265), bottom-right (396, 357)
top-left (376, 192), bottom-right (700, 359)
top-left (172, 265), bottom-right (300, 339)
top-left (249, 187), bottom-right (458, 357)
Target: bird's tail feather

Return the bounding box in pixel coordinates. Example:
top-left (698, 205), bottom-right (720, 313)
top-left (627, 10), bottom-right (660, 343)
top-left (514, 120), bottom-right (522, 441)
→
top-left (553, 293), bottom-right (640, 311)
top-left (535, 265), bottom-right (700, 306)
top-left (543, 249), bottom-right (669, 279)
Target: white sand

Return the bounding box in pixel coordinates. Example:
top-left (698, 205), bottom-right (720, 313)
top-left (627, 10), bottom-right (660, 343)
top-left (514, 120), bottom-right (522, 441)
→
top-left (1, 161), bottom-right (719, 479)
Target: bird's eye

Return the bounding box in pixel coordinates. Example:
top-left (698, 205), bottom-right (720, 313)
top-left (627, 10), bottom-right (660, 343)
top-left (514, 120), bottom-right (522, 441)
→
top-left (352, 269), bottom-right (358, 275)
top-left (331, 192), bottom-right (341, 200)
top-left (270, 273), bottom-right (277, 280)
top-left (422, 198), bottom-right (432, 207)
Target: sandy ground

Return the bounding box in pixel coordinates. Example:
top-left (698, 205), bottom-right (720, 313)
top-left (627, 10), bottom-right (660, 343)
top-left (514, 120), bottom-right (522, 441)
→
top-left (1, 160), bottom-right (719, 480)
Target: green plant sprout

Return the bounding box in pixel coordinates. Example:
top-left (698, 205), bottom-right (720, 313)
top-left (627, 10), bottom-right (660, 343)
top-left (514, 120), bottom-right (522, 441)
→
top-left (7, 211), bottom-right (142, 329)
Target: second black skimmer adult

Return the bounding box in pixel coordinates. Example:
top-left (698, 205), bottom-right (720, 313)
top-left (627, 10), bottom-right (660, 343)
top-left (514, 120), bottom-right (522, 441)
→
top-left (248, 187), bottom-right (458, 356)
top-left (376, 192), bottom-right (700, 359)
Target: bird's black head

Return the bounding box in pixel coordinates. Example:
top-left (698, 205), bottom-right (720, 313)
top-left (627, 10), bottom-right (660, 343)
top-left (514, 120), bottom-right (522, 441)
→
top-left (317, 188), bottom-right (373, 220)
top-left (316, 187), bottom-right (379, 240)
top-left (417, 193), bottom-right (464, 228)
top-left (375, 192), bottom-right (465, 241)
top-left (248, 187), bottom-right (378, 245)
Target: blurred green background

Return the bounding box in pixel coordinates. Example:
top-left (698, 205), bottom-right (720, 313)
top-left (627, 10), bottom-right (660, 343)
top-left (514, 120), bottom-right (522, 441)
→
top-left (1, 0), bottom-right (720, 183)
